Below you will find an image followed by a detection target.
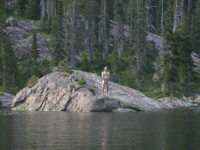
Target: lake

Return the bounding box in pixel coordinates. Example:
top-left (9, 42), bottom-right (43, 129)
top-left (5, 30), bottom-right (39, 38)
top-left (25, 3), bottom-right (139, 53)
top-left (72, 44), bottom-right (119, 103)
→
top-left (0, 108), bottom-right (200, 150)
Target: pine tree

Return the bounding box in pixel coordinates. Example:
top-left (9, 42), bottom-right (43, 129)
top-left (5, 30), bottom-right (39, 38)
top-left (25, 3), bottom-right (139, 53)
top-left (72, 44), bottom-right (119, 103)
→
top-left (162, 31), bottom-right (196, 96)
top-left (30, 31), bottom-right (40, 76)
top-left (99, 0), bottom-right (111, 58)
top-left (194, 0), bottom-right (200, 52)
top-left (32, 31), bottom-right (38, 61)
top-left (114, 0), bottom-right (125, 58)
top-left (0, 15), bottom-right (18, 92)
top-left (51, 1), bottom-right (65, 66)
top-left (25, 0), bottom-right (40, 20)
top-left (16, 0), bottom-right (28, 16)
top-left (164, 0), bottom-right (174, 35)
top-left (128, 0), bottom-right (147, 88)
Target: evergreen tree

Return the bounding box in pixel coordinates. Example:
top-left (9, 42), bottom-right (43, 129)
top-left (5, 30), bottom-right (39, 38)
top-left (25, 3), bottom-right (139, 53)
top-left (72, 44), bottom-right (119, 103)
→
top-left (128, 0), bottom-right (148, 88)
top-left (31, 31), bottom-right (39, 76)
top-left (32, 31), bottom-right (38, 61)
top-left (0, 15), bottom-right (18, 92)
top-left (162, 31), bottom-right (196, 96)
top-left (194, 0), bottom-right (200, 52)
top-left (25, 0), bottom-right (40, 20)
top-left (114, 0), bottom-right (125, 58)
top-left (163, 0), bottom-right (174, 35)
top-left (16, 0), bottom-right (28, 16)
top-left (51, 1), bottom-right (65, 66)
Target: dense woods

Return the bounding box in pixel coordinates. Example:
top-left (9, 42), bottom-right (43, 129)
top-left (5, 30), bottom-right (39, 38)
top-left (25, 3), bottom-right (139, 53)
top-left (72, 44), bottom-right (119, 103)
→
top-left (0, 0), bottom-right (200, 98)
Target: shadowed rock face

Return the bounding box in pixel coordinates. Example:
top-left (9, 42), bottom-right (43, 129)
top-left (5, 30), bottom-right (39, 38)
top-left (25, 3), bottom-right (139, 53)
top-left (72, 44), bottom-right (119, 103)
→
top-left (0, 93), bottom-right (14, 108)
top-left (5, 18), bottom-right (51, 61)
top-left (12, 71), bottom-right (195, 112)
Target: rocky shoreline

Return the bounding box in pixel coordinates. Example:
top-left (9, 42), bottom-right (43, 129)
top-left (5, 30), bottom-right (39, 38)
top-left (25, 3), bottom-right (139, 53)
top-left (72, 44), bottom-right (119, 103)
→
top-left (8, 70), bottom-right (196, 112)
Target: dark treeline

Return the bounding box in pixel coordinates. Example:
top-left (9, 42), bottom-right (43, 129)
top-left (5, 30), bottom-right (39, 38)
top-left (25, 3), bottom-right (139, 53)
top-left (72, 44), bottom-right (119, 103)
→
top-left (0, 0), bottom-right (199, 98)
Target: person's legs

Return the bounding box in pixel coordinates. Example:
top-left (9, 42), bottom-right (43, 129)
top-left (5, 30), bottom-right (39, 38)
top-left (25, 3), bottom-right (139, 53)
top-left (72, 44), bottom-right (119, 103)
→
top-left (104, 80), bottom-right (108, 94)
top-left (102, 80), bottom-right (105, 94)
top-left (106, 82), bottom-right (108, 94)
top-left (106, 83), bottom-right (108, 94)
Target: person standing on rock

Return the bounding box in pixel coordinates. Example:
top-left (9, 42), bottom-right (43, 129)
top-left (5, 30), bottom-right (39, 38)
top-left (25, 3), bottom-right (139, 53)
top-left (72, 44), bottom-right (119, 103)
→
top-left (101, 67), bottom-right (110, 94)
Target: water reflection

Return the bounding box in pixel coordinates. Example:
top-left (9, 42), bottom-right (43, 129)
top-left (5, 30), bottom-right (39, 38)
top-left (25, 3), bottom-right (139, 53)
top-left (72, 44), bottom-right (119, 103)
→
top-left (0, 108), bottom-right (200, 150)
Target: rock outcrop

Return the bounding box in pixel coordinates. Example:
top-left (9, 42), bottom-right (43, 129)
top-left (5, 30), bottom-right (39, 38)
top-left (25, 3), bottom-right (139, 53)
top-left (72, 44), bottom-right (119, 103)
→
top-left (0, 93), bottom-right (14, 108)
top-left (191, 52), bottom-right (200, 75)
top-left (12, 71), bottom-right (195, 112)
top-left (187, 95), bottom-right (200, 103)
top-left (5, 17), bottom-right (51, 60)
top-left (194, 96), bottom-right (200, 103)
top-left (159, 97), bottom-right (196, 108)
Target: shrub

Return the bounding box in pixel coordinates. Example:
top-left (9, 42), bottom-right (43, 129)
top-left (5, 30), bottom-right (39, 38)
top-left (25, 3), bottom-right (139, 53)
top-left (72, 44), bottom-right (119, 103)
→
top-left (88, 88), bottom-right (95, 94)
top-left (69, 84), bottom-right (75, 90)
top-left (56, 60), bottom-right (73, 74)
top-left (126, 105), bottom-right (141, 112)
top-left (77, 78), bottom-right (86, 86)
top-left (27, 75), bottom-right (39, 87)
top-left (0, 91), bottom-right (4, 96)
top-left (62, 72), bottom-right (70, 77)
top-left (0, 87), bottom-right (4, 96)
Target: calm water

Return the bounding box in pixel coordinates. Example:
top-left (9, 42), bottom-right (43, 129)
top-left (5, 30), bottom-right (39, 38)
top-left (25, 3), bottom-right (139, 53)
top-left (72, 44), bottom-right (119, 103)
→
top-left (0, 108), bottom-right (200, 150)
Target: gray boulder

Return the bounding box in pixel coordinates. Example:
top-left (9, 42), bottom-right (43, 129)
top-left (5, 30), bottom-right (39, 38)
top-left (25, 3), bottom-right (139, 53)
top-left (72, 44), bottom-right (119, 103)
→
top-left (191, 52), bottom-right (200, 75)
top-left (194, 96), bottom-right (200, 103)
top-left (0, 93), bottom-right (14, 108)
top-left (12, 71), bottom-right (195, 112)
top-left (159, 97), bottom-right (196, 108)
top-left (187, 95), bottom-right (200, 103)
top-left (12, 71), bottom-right (165, 112)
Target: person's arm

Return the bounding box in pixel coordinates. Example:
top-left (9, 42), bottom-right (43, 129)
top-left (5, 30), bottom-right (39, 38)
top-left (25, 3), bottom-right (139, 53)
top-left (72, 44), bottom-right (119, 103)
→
top-left (101, 72), bottom-right (104, 78)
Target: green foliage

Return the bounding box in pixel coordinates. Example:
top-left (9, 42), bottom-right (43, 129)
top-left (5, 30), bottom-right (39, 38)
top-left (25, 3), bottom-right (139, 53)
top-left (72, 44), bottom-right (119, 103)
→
top-left (26, 75), bottom-right (39, 87)
top-left (162, 31), bottom-right (197, 96)
top-left (0, 18), bottom-right (18, 92)
top-left (0, 86), bottom-right (4, 96)
top-left (0, 0), bottom-right (8, 19)
top-left (32, 30), bottom-right (38, 60)
top-left (88, 88), bottom-right (95, 94)
top-left (78, 52), bottom-right (91, 72)
top-left (51, 1), bottom-right (65, 65)
top-left (194, 0), bottom-right (200, 52)
top-left (143, 83), bottom-right (165, 100)
top-left (69, 84), bottom-right (75, 90)
top-left (39, 32), bottom-right (53, 42)
top-left (0, 91), bottom-right (3, 96)
top-left (16, 0), bottom-right (28, 16)
top-left (14, 16), bottom-right (41, 25)
top-left (39, 60), bottom-right (52, 75)
top-left (0, 0), bottom-right (200, 98)
top-left (25, 0), bottom-right (40, 20)
top-left (123, 105), bottom-right (141, 112)
top-left (56, 60), bottom-right (73, 74)
top-left (17, 59), bottom-right (51, 89)
top-left (77, 78), bottom-right (86, 86)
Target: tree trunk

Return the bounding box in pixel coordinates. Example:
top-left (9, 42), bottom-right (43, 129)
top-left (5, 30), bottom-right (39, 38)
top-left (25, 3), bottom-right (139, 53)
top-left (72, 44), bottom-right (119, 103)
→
top-left (2, 48), bottom-right (6, 89)
top-left (70, 0), bottom-right (76, 68)
top-left (173, 0), bottom-right (183, 32)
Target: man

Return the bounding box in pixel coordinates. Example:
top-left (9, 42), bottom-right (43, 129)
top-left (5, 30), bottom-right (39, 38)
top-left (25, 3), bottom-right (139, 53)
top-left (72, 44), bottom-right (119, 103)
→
top-left (101, 67), bottom-right (110, 94)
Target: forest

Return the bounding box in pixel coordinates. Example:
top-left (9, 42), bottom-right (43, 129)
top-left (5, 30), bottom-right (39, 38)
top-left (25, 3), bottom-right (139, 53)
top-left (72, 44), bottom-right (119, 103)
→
top-left (0, 0), bottom-right (200, 99)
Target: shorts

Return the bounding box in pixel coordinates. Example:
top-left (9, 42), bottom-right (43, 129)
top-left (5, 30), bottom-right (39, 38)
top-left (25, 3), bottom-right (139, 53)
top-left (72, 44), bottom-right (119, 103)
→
top-left (102, 80), bottom-right (108, 86)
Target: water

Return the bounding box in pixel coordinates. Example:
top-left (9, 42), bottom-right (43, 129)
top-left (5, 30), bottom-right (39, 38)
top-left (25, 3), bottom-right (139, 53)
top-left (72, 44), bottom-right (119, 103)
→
top-left (0, 108), bottom-right (200, 150)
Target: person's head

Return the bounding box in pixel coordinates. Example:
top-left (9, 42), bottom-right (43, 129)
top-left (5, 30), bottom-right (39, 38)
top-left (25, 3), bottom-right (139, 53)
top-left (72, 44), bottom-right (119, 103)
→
top-left (104, 66), bottom-right (108, 71)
